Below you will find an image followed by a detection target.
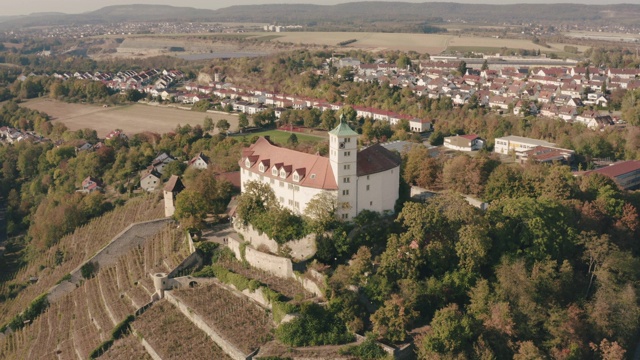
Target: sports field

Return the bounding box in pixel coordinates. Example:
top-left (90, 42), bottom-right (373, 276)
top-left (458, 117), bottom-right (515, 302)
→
top-left (20, 98), bottom-right (239, 137)
top-left (242, 129), bottom-right (325, 145)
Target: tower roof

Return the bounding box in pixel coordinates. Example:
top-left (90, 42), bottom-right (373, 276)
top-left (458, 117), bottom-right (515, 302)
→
top-left (328, 115), bottom-right (358, 137)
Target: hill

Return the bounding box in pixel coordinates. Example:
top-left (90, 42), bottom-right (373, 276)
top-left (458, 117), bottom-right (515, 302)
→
top-left (2, 2), bottom-right (640, 29)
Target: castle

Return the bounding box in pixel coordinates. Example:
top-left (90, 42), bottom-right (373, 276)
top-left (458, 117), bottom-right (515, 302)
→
top-left (240, 119), bottom-right (401, 220)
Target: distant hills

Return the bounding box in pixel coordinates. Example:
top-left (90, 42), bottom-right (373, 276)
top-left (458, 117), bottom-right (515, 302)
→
top-left (1, 2), bottom-right (640, 29)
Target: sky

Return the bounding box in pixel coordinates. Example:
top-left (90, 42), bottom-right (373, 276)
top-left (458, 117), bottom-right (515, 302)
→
top-left (1, 0), bottom-right (638, 17)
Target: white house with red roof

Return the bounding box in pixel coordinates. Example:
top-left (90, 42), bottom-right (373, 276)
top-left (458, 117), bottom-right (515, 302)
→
top-left (239, 118), bottom-right (401, 220)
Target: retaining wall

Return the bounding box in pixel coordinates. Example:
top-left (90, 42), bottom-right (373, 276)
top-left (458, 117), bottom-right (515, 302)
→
top-left (226, 237), bottom-right (324, 297)
top-left (233, 222), bottom-right (316, 261)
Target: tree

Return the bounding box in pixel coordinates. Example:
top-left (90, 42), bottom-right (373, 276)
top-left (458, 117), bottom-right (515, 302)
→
top-left (211, 119), bottom-right (229, 135)
top-left (371, 294), bottom-right (417, 343)
top-left (238, 113), bottom-right (249, 131)
top-left (457, 60), bottom-right (468, 75)
top-left (304, 192), bottom-right (337, 231)
top-left (287, 133), bottom-right (298, 146)
top-left (203, 116), bottom-right (213, 132)
top-left (481, 59), bottom-right (489, 71)
top-left (418, 303), bottom-right (476, 357)
top-left (175, 189), bottom-right (209, 230)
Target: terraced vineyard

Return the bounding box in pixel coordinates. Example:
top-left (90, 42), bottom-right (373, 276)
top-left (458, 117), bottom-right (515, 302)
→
top-left (101, 332), bottom-right (152, 360)
top-left (0, 222), bottom-right (191, 359)
top-left (0, 196), bottom-right (164, 327)
top-left (133, 300), bottom-right (233, 360)
top-left (172, 283), bottom-right (274, 353)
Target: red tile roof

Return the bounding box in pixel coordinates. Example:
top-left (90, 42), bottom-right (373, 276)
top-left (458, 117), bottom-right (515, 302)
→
top-left (586, 160), bottom-right (640, 179)
top-left (357, 144), bottom-right (401, 176)
top-left (241, 137), bottom-right (338, 190)
top-left (216, 171), bottom-right (241, 190)
top-left (459, 134), bottom-right (479, 140)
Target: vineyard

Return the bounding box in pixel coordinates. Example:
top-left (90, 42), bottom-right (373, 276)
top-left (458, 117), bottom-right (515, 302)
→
top-left (217, 257), bottom-right (314, 300)
top-left (133, 300), bottom-right (233, 360)
top-left (172, 282), bottom-right (274, 353)
top-left (0, 222), bottom-right (191, 359)
top-left (0, 195), bottom-right (164, 327)
top-left (101, 332), bottom-right (152, 360)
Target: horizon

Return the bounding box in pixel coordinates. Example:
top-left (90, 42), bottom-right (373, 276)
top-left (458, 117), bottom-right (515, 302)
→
top-left (2, 0), bottom-right (639, 17)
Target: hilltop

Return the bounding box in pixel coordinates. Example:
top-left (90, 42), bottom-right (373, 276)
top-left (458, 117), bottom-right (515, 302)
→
top-left (2, 2), bottom-right (640, 29)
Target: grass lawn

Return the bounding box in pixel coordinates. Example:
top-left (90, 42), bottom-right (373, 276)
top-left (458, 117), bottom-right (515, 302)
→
top-left (235, 129), bottom-right (326, 145)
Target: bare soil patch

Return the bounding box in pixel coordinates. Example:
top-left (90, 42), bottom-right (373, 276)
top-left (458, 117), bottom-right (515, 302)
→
top-left (21, 98), bottom-right (239, 137)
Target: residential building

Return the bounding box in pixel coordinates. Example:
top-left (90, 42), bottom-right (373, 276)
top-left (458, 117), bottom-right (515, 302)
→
top-left (188, 152), bottom-right (210, 170)
top-left (494, 135), bottom-right (556, 156)
top-left (140, 169), bottom-right (162, 192)
top-left (443, 134), bottom-right (485, 152)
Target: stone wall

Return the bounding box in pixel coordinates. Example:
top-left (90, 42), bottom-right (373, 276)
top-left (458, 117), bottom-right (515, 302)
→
top-left (226, 236), bottom-right (324, 297)
top-left (233, 222), bottom-right (316, 261)
top-left (167, 251), bottom-right (203, 278)
top-left (165, 292), bottom-right (250, 360)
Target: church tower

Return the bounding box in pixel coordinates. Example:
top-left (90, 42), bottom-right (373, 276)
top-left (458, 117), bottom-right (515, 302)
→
top-left (329, 115), bottom-right (359, 220)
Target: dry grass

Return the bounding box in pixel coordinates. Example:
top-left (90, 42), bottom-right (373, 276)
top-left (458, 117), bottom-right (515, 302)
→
top-left (172, 283), bottom-right (274, 353)
top-left (20, 98), bottom-right (239, 137)
top-left (134, 300), bottom-right (233, 360)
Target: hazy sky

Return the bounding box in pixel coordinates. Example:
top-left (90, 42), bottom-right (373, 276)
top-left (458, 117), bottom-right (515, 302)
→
top-left (2, 0), bottom-right (639, 17)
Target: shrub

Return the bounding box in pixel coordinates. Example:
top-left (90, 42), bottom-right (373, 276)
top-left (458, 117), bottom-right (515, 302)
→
top-left (275, 302), bottom-right (354, 346)
top-left (340, 333), bottom-right (388, 359)
top-left (81, 261), bottom-right (97, 279)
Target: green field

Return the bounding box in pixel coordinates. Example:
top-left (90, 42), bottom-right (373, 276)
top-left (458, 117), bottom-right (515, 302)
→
top-left (236, 129), bottom-right (326, 145)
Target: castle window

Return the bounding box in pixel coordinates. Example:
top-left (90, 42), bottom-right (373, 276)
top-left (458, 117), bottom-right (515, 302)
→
top-left (279, 181), bottom-right (284, 187)
top-left (279, 197), bottom-right (284, 203)
top-left (366, 185), bottom-right (370, 191)
top-left (270, 179), bottom-right (275, 185)
top-left (343, 164), bottom-right (350, 170)
top-left (343, 177), bottom-right (350, 183)
top-left (272, 167), bottom-right (278, 176)
top-left (342, 190), bottom-right (349, 195)
top-left (294, 186), bottom-right (300, 191)
top-left (245, 159), bottom-right (251, 168)
top-left (344, 151), bottom-right (351, 157)
top-left (259, 163), bottom-right (265, 172)
top-left (295, 201), bottom-right (300, 209)
top-left (280, 169), bottom-right (286, 178)
top-left (288, 183), bottom-right (294, 189)
top-left (293, 174), bottom-right (299, 182)
top-left (341, 213), bottom-right (349, 219)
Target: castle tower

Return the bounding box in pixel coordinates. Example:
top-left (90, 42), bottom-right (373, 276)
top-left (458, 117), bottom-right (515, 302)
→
top-left (163, 175), bottom-right (185, 217)
top-left (329, 115), bottom-right (359, 220)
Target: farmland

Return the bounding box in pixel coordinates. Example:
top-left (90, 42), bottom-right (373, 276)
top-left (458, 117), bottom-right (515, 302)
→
top-left (20, 98), bottom-right (239, 137)
top-left (243, 31), bottom-right (586, 55)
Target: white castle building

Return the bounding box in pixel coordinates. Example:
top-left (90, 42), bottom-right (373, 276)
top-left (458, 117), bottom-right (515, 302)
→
top-left (240, 119), bottom-right (401, 220)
